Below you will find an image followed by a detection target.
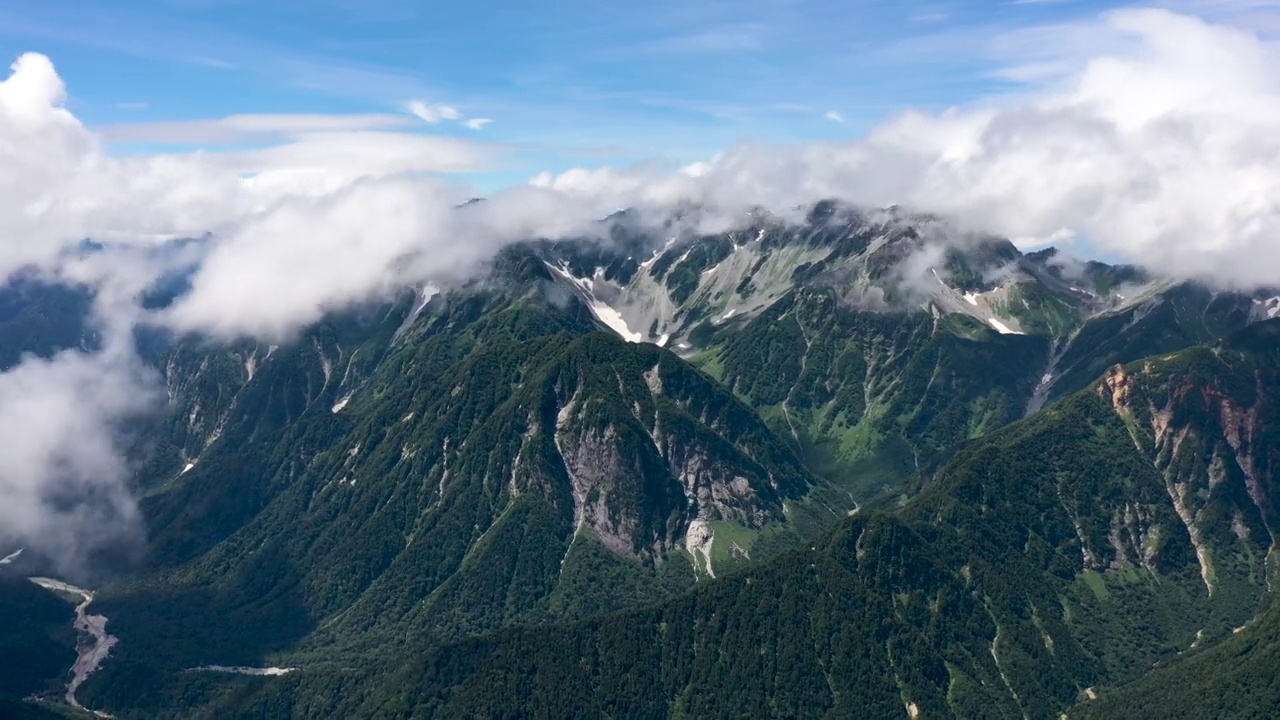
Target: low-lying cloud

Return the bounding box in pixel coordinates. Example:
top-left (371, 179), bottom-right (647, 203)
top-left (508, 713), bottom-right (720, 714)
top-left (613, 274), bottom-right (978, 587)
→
top-left (0, 329), bottom-right (154, 580)
top-left (2, 7), bottom-right (1279, 575)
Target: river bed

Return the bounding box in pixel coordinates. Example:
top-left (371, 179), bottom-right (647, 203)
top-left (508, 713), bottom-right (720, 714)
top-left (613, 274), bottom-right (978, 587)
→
top-left (29, 577), bottom-right (117, 716)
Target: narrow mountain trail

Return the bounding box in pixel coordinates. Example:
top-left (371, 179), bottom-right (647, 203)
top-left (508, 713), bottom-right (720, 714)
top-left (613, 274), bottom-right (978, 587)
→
top-left (29, 577), bottom-right (117, 716)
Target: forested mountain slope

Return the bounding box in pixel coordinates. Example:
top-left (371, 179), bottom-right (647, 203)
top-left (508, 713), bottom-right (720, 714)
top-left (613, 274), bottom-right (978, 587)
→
top-left (1074, 599), bottom-right (1280, 719)
top-left (73, 257), bottom-right (837, 700)
top-left (0, 573), bottom-right (76, 708)
top-left (5, 203), bottom-right (1278, 719)
top-left (78, 320), bottom-right (1280, 718)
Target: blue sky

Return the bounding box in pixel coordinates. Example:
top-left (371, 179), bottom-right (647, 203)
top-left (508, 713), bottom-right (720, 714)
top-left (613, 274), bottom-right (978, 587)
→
top-left (0, 0), bottom-right (1254, 188)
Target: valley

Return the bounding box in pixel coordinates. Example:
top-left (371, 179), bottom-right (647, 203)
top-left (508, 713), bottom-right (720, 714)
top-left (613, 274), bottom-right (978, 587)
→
top-left (27, 578), bottom-right (115, 714)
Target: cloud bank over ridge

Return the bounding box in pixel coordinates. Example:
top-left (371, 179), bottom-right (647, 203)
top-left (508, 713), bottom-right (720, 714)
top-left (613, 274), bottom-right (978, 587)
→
top-left (535, 10), bottom-right (1280, 289)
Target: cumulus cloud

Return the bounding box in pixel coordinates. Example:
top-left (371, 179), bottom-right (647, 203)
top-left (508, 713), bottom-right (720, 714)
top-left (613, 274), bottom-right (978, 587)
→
top-left (464, 117), bottom-right (493, 130)
top-left (0, 52), bottom-right (498, 280)
top-left (533, 9), bottom-right (1280, 287)
top-left (163, 177), bottom-right (457, 338)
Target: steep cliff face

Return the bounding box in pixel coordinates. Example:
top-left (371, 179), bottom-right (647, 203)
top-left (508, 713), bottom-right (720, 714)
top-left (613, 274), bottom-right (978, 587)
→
top-left (1095, 324), bottom-right (1280, 612)
top-left (549, 344), bottom-right (805, 562)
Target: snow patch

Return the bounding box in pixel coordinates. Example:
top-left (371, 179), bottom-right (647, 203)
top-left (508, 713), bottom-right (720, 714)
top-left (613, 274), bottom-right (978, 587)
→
top-left (588, 299), bottom-right (642, 342)
top-left (657, 334), bottom-right (670, 347)
top-left (0, 548), bottom-right (22, 565)
top-left (331, 392), bottom-right (354, 413)
top-left (393, 284), bottom-right (440, 340)
top-left (181, 462), bottom-right (195, 475)
top-left (1255, 296), bottom-right (1280, 318)
top-left (963, 292), bottom-right (980, 306)
top-left (193, 665), bottom-right (296, 676)
top-left (987, 318), bottom-right (1024, 335)
top-left (545, 261), bottom-right (643, 342)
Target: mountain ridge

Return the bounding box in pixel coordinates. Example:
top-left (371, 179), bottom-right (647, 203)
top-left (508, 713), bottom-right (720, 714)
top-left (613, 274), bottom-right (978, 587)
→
top-left (3, 201), bottom-right (1278, 718)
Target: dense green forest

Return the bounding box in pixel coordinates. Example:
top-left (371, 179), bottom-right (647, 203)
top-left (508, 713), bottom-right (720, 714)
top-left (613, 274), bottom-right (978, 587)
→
top-left (0, 575), bottom-right (76, 705)
top-left (1077, 599), bottom-right (1280, 719)
top-left (69, 320), bottom-right (1280, 718)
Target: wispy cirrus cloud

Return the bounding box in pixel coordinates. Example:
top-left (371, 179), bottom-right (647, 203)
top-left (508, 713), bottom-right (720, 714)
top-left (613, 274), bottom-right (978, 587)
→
top-left (405, 99), bottom-right (496, 131)
top-left (405, 100), bottom-right (460, 123)
top-left (642, 23), bottom-right (768, 54)
top-left (187, 55), bottom-right (238, 70)
top-left (100, 113), bottom-right (418, 143)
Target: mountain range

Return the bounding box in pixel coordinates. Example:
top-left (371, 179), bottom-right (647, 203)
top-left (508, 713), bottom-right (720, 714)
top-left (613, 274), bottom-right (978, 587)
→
top-left (2, 201), bottom-right (1278, 718)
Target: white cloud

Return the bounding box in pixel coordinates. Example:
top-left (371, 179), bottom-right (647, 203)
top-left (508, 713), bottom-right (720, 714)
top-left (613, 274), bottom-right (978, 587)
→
top-left (406, 99), bottom-right (461, 124)
top-left (0, 305), bottom-right (155, 580)
top-left (464, 117), bottom-right (493, 130)
top-left (911, 12), bottom-right (950, 24)
top-left (162, 177), bottom-right (455, 338)
top-left (535, 9), bottom-right (1280, 287)
top-left (101, 113), bottom-right (418, 144)
top-left (824, 110), bottom-right (846, 123)
top-left (227, 131), bottom-right (498, 183)
top-left (0, 53), bottom-right (496, 286)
